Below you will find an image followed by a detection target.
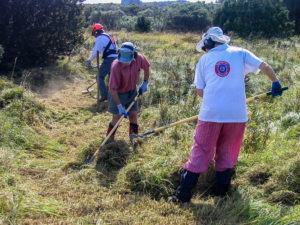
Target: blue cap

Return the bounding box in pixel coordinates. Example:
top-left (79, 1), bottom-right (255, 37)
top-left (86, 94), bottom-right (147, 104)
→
top-left (118, 42), bottom-right (135, 63)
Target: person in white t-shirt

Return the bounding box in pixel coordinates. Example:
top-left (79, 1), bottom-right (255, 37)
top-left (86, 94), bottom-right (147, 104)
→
top-left (170, 27), bottom-right (283, 203)
top-left (86, 23), bottom-right (118, 102)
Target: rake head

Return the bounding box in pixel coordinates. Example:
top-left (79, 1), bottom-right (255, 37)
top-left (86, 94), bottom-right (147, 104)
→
top-left (82, 88), bottom-right (94, 94)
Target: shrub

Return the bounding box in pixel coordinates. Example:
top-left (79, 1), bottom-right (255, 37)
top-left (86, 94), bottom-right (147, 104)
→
top-left (2, 87), bottom-right (24, 102)
top-left (164, 2), bottom-right (212, 32)
top-left (0, 0), bottom-right (84, 71)
top-left (0, 45), bottom-right (3, 63)
top-left (214, 0), bottom-right (294, 38)
top-left (135, 16), bottom-right (151, 32)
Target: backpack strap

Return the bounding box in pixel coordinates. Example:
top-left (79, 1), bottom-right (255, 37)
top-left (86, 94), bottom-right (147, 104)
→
top-left (101, 33), bottom-right (118, 59)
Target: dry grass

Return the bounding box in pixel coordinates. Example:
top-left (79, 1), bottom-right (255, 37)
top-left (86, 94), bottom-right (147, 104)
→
top-left (1, 31), bottom-right (300, 224)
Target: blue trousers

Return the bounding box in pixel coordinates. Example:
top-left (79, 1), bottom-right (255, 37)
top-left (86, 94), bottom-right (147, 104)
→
top-left (98, 57), bottom-right (116, 99)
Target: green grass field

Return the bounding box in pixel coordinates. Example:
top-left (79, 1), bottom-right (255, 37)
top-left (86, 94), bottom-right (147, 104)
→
top-left (0, 31), bottom-right (299, 224)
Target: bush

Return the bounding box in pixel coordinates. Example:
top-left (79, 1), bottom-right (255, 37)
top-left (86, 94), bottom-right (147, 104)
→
top-left (135, 16), bottom-right (151, 32)
top-left (164, 2), bottom-right (212, 32)
top-left (0, 0), bottom-right (84, 71)
top-left (84, 2), bottom-right (214, 33)
top-left (2, 87), bottom-right (24, 102)
top-left (0, 45), bottom-right (3, 63)
top-left (214, 0), bottom-right (294, 38)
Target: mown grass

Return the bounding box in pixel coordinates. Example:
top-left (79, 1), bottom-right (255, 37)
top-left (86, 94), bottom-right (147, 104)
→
top-left (0, 31), bottom-right (299, 224)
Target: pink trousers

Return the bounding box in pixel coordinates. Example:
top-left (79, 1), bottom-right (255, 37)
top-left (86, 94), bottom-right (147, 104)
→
top-left (184, 120), bottom-right (246, 173)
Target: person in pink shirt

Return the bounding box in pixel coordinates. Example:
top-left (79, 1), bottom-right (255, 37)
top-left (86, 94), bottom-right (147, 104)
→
top-left (106, 42), bottom-right (150, 141)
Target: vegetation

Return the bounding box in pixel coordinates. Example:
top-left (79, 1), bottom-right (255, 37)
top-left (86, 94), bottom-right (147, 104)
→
top-left (84, 2), bottom-right (217, 32)
top-left (135, 16), bottom-right (151, 32)
top-left (0, 45), bottom-right (3, 63)
top-left (0, 0), bottom-right (85, 72)
top-left (0, 30), bottom-right (299, 224)
top-left (1, 0), bottom-right (299, 72)
top-left (0, 0), bottom-right (299, 224)
top-left (214, 0), bottom-right (294, 38)
top-left (84, 0), bottom-right (299, 35)
top-left (284, 0), bottom-right (300, 34)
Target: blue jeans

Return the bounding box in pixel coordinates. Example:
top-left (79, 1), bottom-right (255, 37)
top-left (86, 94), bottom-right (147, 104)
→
top-left (98, 57), bottom-right (116, 99)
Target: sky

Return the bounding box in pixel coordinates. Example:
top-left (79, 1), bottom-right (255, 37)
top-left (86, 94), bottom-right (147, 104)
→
top-left (84, 0), bottom-right (215, 4)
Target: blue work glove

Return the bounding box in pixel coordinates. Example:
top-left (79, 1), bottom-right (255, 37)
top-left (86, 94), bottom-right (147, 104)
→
top-left (138, 80), bottom-right (148, 95)
top-left (117, 104), bottom-right (128, 118)
top-left (271, 80), bottom-right (282, 97)
top-left (86, 59), bottom-right (91, 65)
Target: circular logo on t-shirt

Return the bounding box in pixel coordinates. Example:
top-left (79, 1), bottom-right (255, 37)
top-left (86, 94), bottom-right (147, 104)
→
top-left (215, 61), bottom-right (230, 77)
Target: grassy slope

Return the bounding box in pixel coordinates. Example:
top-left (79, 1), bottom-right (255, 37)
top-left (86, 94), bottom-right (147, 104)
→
top-left (0, 31), bottom-right (299, 224)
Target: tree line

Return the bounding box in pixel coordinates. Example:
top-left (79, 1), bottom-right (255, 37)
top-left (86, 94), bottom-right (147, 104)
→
top-left (0, 0), bottom-right (299, 72)
top-left (85, 0), bottom-right (299, 37)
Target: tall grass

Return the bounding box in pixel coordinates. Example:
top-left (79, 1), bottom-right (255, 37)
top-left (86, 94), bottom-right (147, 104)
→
top-left (0, 31), bottom-right (299, 224)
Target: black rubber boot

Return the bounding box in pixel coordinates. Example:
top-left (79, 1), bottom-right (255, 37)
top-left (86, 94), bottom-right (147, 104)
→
top-left (213, 169), bottom-right (233, 196)
top-left (170, 169), bottom-right (200, 203)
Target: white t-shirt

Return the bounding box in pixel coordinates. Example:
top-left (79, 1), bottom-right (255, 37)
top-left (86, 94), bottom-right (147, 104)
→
top-left (194, 44), bottom-right (263, 122)
top-left (88, 34), bottom-right (118, 61)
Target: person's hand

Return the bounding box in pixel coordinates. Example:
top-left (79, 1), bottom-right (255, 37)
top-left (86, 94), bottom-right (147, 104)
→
top-left (86, 59), bottom-right (91, 65)
top-left (271, 80), bottom-right (282, 97)
top-left (138, 80), bottom-right (148, 95)
top-left (117, 104), bottom-right (128, 118)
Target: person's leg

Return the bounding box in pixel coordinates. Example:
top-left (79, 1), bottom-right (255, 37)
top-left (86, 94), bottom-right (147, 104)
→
top-left (171, 169), bottom-right (200, 203)
top-left (107, 91), bottom-right (121, 141)
top-left (213, 122), bottom-right (246, 196)
top-left (111, 114), bottom-right (121, 125)
top-left (98, 65), bottom-right (108, 101)
top-left (124, 90), bottom-right (139, 141)
top-left (213, 169), bottom-right (233, 196)
top-left (184, 121), bottom-right (222, 173)
top-left (129, 111), bottom-right (138, 125)
top-left (171, 121), bottom-right (222, 203)
top-left (105, 114), bottom-right (121, 141)
top-left (99, 58), bottom-right (114, 100)
top-left (129, 111), bottom-right (138, 141)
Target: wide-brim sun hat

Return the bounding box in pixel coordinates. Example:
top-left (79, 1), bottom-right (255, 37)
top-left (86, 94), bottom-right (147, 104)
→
top-left (196, 27), bottom-right (230, 52)
top-left (118, 42), bottom-right (135, 63)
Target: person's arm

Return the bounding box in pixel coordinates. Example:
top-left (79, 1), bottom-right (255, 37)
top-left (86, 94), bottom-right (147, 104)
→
top-left (138, 56), bottom-right (150, 95)
top-left (259, 62), bottom-right (279, 82)
top-left (259, 62), bottom-right (283, 97)
top-left (138, 68), bottom-right (150, 95)
top-left (88, 37), bottom-right (105, 61)
top-left (143, 68), bottom-right (150, 81)
top-left (88, 42), bottom-right (98, 62)
top-left (197, 89), bottom-right (203, 98)
top-left (109, 88), bottom-right (121, 106)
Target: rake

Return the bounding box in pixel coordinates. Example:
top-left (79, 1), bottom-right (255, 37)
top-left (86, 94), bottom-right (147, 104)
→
top-left (88, 93), bottom-right (140, 164)
top-left (81, 81), bottom-right (97, 94)
top-left (82, 51), bottom-right (100, 95)
top-left (133, 87), bottom-right (288, 140)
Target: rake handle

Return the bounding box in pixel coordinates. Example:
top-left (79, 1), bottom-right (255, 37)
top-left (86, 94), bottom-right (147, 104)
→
top-left (246, 86), bottom-right (288, 103)
top-left (140, 87), bottom-right (288, 138)
top-left (96, 51), bottom-right (100, 106)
